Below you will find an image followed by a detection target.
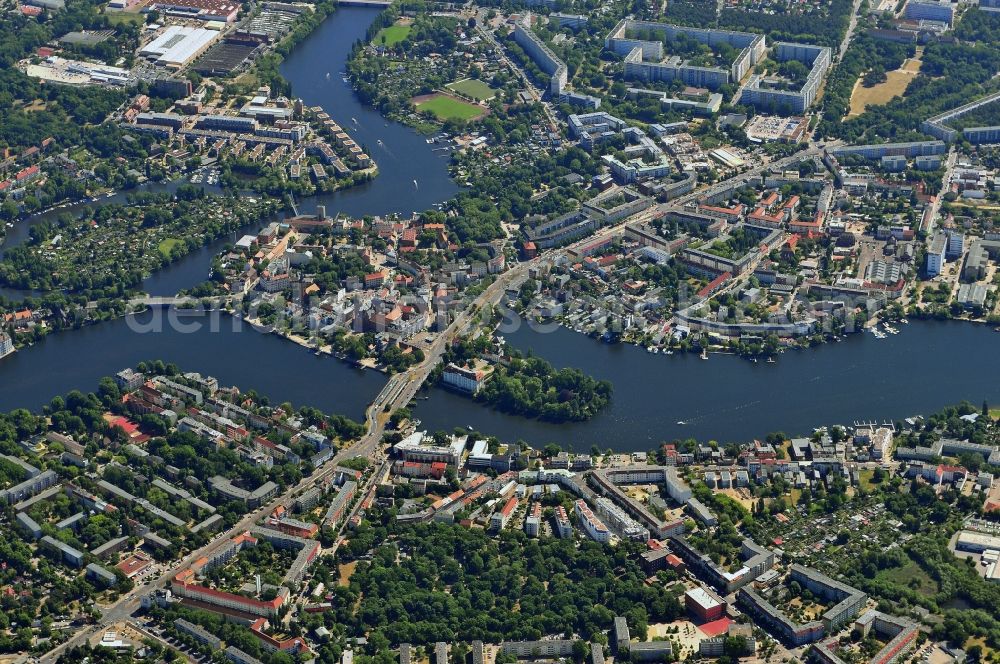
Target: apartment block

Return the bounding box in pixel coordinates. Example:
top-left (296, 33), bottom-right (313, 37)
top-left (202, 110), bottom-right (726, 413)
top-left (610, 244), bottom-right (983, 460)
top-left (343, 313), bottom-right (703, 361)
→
top-left (1, 469), bottom-right (59, 504)
top-left (513, 15), bottom-right (568, 95)
top-left (525, 502), bottom-right (542, 537)
top-left (553, 505), bottom-right (573, 538)
top-left (575, 499), bottom-right (611, 542)
top-left (740, 43), bottom-right (831, 114)
top-left (606, 20), bottom-right (764, 91)
top-left (491, 496), bottom-right (519, 532)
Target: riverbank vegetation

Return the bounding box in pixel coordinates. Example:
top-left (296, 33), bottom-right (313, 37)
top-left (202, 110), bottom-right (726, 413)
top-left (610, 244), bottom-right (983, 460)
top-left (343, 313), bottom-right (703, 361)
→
top-left (348, 12), bottom-right (485, 131)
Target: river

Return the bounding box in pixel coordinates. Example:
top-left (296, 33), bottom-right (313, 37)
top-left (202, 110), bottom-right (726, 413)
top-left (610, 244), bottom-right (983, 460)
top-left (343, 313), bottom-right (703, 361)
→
top-left (411, 320), bottom-right (1000, 451)
top-left (0, 9), bottom-right (996, 447)
top-left (0, 310), bottom-right (385, 419)
top-left (279, 5), bottom-right (461, 219)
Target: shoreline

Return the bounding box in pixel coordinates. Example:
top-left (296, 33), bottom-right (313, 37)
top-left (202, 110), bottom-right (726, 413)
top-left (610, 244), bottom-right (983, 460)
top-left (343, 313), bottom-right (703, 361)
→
top-left (519, 300), bottom-right (1000, 361)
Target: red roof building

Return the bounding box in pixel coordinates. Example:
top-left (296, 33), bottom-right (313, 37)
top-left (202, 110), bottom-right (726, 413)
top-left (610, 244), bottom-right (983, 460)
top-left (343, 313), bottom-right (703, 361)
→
top-left (363, 272), bottom-right (385, 289)
top-left (15, 165), bottom-right (40, 183)
top-left (696, 271), bottom-right (731, 299)
top-left (249, 618), bottom-right (311, 655)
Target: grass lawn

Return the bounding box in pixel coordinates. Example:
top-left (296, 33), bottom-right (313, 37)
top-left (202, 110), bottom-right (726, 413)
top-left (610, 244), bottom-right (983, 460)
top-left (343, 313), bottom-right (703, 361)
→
top-left (779, 439), bottom-right (792, 458)
top-left (857, 468), bottom-right (878, 491)
top-left (412, 121), bottom-right (439, 135)
top-left (447, 78), bottom-right (498, 101)
top-left (374, 24), bottom-right (411, 46)
top-left (338, 560), bottom-right (358, 587)
top-left (414, 94), bottom-right (485, 121)
top-left (965, 637), bottom-right (994, 660)
top-left (158, 238), bottom-right (182, 257)
top-left (848, 53), bottom-right (922, 117)
top-left (105, 11), bottom-right (145, 25)
top-left (877, 560), bottom-right (938, 595)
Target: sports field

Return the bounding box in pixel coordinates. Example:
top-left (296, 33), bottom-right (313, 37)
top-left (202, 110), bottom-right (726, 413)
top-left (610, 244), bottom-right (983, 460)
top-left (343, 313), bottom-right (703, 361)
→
top-left (447, 78), bottom-right (498, 101)
top-left (413, 93), bottom-right (485, 121)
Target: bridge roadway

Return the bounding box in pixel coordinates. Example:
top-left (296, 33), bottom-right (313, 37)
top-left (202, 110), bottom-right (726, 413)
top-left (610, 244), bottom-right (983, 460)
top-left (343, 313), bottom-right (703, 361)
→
top-left (129, 296), bottom-right (219, 307)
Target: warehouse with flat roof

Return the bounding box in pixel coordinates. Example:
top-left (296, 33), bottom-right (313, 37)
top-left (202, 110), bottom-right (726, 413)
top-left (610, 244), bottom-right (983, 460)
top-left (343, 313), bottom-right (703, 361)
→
top-left (956, 530), bottom-right (1000, 553)
top-left (140, 26), bottom-right (219, 69)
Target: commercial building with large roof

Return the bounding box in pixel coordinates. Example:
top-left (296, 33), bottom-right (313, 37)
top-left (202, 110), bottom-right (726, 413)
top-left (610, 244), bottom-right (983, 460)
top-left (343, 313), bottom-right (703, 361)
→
top-left (150, 0), bottom-right (239, 22)
top-left (140, 27), bottom-right (220, 69)
top-left (956, 530), bottom-right (1000, 553)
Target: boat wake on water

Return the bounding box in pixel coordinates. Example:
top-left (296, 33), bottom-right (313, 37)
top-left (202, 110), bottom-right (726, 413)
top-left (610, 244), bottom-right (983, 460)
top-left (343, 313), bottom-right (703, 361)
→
top-left (674, 399), bottom-right (764, 426)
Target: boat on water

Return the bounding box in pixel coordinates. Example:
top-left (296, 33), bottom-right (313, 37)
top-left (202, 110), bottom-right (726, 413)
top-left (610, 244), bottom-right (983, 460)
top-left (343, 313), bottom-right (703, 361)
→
top-left (413, 179), bottom-right (419, 189)
top-left (676, 421), bottom-right (686, 426)
top-left (325, 72), bottom-right (330, 79)
top-left (767, 357), bottom-right (776, 363)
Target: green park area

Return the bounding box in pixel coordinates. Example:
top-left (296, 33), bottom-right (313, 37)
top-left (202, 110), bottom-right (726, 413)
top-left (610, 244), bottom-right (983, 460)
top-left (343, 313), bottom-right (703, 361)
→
top-left (158, 237), bottom-right (182, 258)
top-left (374, 24), bottom-right (411, 46)
top-left (875, 559), bottom-right (939, 595)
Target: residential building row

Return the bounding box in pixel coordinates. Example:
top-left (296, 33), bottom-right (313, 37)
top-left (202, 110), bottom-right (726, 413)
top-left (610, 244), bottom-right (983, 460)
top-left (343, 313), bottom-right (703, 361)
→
top-left (513, 14), bottom-right (568, 96)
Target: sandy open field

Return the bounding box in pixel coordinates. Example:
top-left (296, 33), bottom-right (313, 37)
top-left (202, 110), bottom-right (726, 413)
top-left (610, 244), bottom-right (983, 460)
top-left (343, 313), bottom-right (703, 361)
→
top-left (848, 52), bottom-right (922, 116)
